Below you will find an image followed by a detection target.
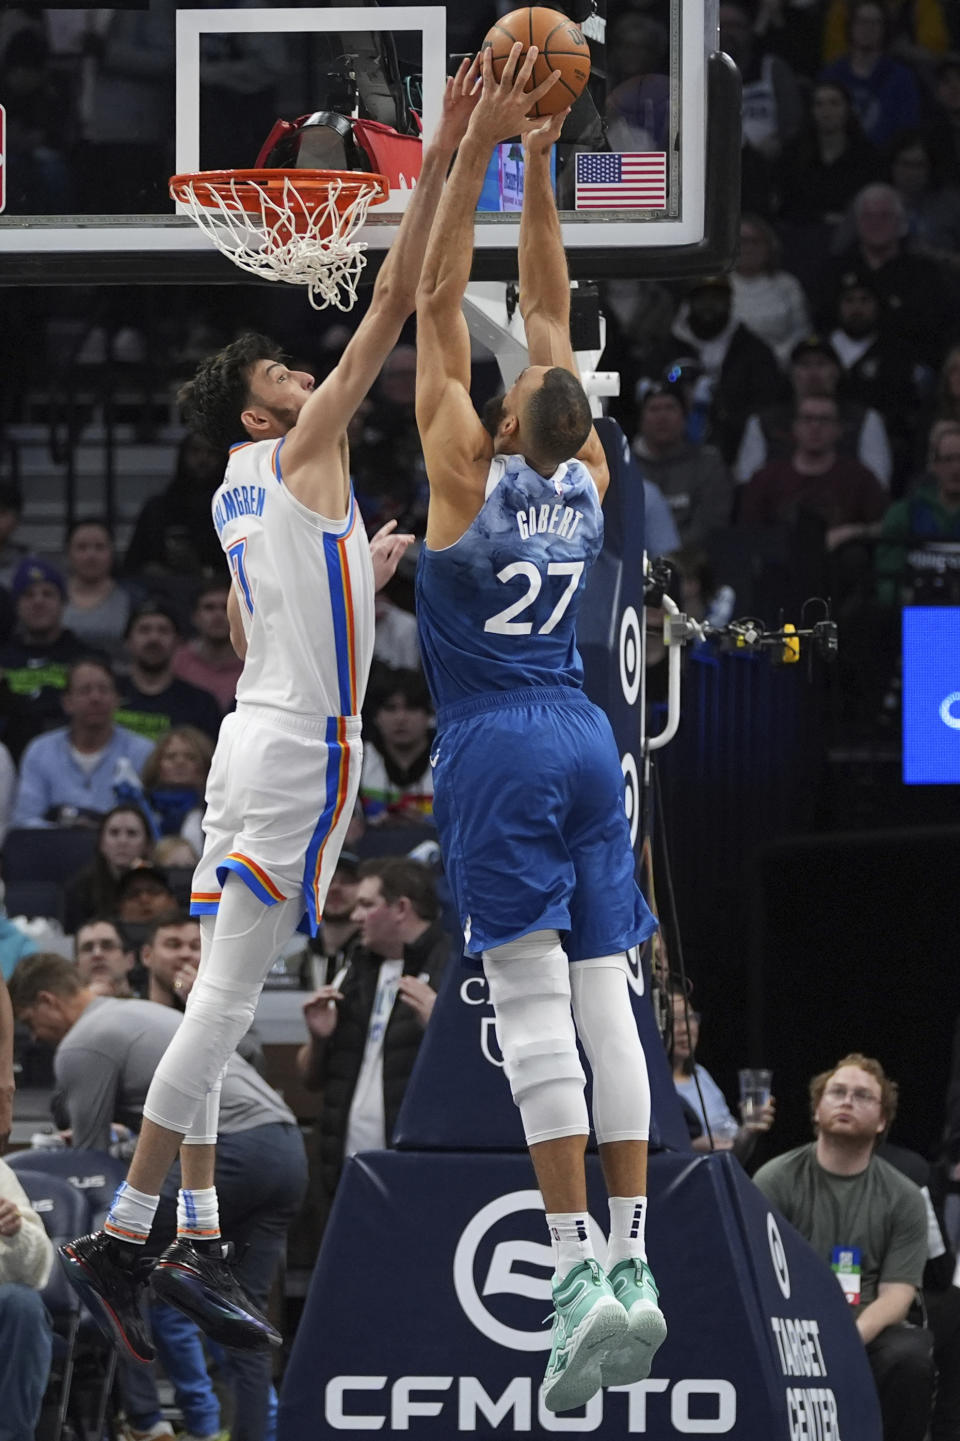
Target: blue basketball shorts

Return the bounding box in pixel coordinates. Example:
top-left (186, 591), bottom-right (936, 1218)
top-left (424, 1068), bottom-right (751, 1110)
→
top-left (430, 686), bottom-right (657, 962)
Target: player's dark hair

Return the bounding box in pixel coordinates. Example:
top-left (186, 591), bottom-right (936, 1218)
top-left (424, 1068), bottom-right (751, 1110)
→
top-left (178, 332), bottom-right (285, 450)
top-left (525, 368), bottom-right (593, 468)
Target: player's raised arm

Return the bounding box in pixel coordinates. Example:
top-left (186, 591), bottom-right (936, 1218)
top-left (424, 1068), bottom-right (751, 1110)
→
top-left (416, 44), bottom-right (561, 538)
top-left (280, 59), bottom-right (481, 495)
top-left (518, 116), bottom-right (609, 493)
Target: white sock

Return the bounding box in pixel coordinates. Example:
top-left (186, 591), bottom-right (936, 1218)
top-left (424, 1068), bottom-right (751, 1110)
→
top-left (606, 1195), bottom-right (647, 1266)
top-left (546, 1212), bottom-right (595, 1280)
top-left (104, 1181), bottom-right (159, 1245)
top-left (177, 1186), bottom-right (221, 1241)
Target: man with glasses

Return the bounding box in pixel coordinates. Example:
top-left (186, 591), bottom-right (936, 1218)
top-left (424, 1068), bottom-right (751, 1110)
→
top-left (754, 1053), bottom-right (933, 1441)
top-left (741, 392), bottom-right (887, 549)
top-left (74, 918), bottom-right (136, 998)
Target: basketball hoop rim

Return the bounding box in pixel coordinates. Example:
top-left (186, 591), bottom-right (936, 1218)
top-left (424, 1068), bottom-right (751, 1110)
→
top-left (169, 168), bottom-right (391, 211)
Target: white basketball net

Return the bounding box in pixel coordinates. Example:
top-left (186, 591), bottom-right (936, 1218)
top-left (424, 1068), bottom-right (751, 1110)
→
top-left (174, 172), bottom-right (382, 311)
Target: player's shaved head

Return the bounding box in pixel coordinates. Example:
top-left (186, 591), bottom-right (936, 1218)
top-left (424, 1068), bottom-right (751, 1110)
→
top-left (524, 367), bottom-right (593, 469)
top-left (179, 331), bottom-right (285, 450)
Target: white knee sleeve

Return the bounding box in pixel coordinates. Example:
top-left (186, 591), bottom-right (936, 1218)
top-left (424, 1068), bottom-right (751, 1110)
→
top-left (570, 957), bottom-right (651, 1143)
top-left (483, 930), bottom-right (588, 1146)
top-left (143, 877), bottom-right (302, 1136)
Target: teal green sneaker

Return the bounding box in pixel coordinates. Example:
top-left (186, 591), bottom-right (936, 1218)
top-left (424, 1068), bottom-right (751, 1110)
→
top-left (541, 1259), bottom-right (628, 1414)
top-left (601, 1257), bottom-right (668, 1387)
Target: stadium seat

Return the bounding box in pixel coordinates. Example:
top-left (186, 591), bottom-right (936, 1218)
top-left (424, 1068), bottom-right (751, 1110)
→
top-left (10, 1150), bottom-right (126, 1439)
top-left (2, 828), bottom-right (97, 887)
top-left (12, 1170), bottom-right (89, 1441)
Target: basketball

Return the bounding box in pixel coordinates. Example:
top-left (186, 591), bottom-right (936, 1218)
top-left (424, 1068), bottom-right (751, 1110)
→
top-left (482, 6), bottom-right (591, 118)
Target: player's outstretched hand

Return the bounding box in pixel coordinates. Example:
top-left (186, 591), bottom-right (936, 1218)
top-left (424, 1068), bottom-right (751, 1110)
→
top-left (522, 108), bottom-right (571, 155)
top-left (397, 974), bottom-right (437, 1027)
top-left (469, 43), bottom-right (561, 147)
top-left (369, 519), bottom-right (415, 592)
top-left (434, 53), bottom-right (483, 153)
top-left (303, 986), bottom-right (345, 1040)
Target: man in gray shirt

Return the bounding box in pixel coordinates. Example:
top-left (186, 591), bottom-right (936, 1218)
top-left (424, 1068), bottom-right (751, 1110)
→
top-left (754, 1052), bottom-right (932, 1441)
top-left (9, 952), bottom-right (307, 1441)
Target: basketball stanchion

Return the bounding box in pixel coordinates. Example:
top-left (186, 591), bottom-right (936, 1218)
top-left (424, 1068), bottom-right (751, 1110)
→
top-left (168, 168), bottom-right (390, 310)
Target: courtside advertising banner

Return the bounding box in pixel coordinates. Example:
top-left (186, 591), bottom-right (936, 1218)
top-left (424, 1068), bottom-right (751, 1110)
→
top-left (280, 1151), bottom-right (881, 1438)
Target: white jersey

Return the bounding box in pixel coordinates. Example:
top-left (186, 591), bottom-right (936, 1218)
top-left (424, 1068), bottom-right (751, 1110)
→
top-left (213, 437), bottom-right (375, 718)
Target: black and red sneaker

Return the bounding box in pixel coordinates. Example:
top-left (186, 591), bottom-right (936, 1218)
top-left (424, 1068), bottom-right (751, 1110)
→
top-left (58, 1231), bottom-right (155, 1363)
top-left (150, 1238), bottom-right (282, 1351)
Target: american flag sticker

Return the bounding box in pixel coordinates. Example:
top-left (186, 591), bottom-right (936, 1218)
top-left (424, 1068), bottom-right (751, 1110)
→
top-left (575, 151), bottom-right (667, 210)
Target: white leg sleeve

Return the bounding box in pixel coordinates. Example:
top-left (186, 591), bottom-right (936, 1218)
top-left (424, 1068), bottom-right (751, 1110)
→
top-left (143, 876), bottom-right (302, 1136)
top-left (570, 957), bottom-right (651, 1144)
top-left (482, 930), bottom-right (588, 1146)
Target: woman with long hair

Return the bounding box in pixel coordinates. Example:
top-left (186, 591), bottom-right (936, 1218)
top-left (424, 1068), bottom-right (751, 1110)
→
top-left (63, 802), bottom-right (153, 933)
top-left (141, 725), bottom-right (213, 854)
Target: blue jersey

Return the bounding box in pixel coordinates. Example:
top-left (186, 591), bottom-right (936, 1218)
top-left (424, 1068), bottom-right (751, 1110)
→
top-left (416, 453), bottom-right (603, 711)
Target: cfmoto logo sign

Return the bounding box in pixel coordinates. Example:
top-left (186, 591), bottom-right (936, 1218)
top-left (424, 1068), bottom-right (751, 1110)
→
top-left (453, 1191), bottom-right (606, 1351)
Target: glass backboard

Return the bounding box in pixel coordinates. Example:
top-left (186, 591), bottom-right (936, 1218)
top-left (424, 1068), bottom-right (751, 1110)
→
top-left (0, 0), bottom-right (739, 286)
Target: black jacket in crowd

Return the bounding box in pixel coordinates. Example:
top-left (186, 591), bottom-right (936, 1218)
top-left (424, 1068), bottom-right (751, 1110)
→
top-left (306, 918), bottom-right (450, 1230)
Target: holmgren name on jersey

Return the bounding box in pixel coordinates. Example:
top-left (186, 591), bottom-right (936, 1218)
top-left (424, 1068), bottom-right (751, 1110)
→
top-left (213, 484), bottom-right (267, 537)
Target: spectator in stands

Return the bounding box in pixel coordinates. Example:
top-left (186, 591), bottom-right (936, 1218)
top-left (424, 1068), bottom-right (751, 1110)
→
top-left (668, 987), bottom-right (775, 1165)
top-left (930, 53), bottom-right (960, 181)
top-left (632, 383), bottom-right (734, 547)
top-left (74, 916), bottom-right (135, 998)
top-left (296, 858), bottom-right (448, 1243)
top-left (821, 0), bottom-right (922, 149)
top-left (0, 485), bottom-right (28, 593)
top-left (8, 952), bottom-right (307, 1441)
top-left (822, 0), bottom-right (952, 68)
top-left (0, 972), bottom-right (13, 1151)
top-left (0, 1155), bottom-right (53, 1441)
top-left (151, 835), bottom-right (199, 872)
top-left (730, 213), bottom-right (812, 368)
top-left (823, 182), bottom-right (953, 371)
top-left (113, 862), bottom-right (178, 926)
top-left (778, 80), bottom-right (883, 232)
top-left (0, 558), bottom-right (89, 762)
top-left (11, 658), bottom-right (153, 829)
top-left (141, 913), bottom-right (263, 1073)
top-left (172, 581), bottom-right (242, 714)
top-left (719, 0), bottom-right (805, 213)
top-left (0, 891), bottom-right (37, 985)
top-left (62, 519), bottom-right (134, 658)
top-left (117, 599), bottom-right (222, 745)
top-left (913, 346), bottom-right (960, 466)
top-left (306, 852), bottom-right (362, 990)
top-left (373, 591), bottom-right (421, 674)
top-left (603, 10), bottom-right (670, 156)
top-left (827, 274), bottom-right (920, 483)
top-left (754, 1054), bottom-right (934, 1441)
top-left (888, 130), bottom-right (960, 259)
top-left (666, 273), bottom-right (784, 463)
top-left (140, 726), bottom-right (212, 853)
top-left (741, 392), bottom-right (888, 547)
top-left (875, 421), bottom-right (960, 601)
top-left (63, 804), bottom-right (154, 935)
top-left (735, 336), bottom-right (893, 488)
top-left (124, 433), bottom-right (226, 580)
top-left (360, 669), bottom-right (435, 826)
top-left (0, 740), bottom-right (16, 846)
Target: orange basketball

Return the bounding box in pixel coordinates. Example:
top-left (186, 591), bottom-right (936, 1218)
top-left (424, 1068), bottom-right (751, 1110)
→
top-left (482, 6), bottom-right (591, 118)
